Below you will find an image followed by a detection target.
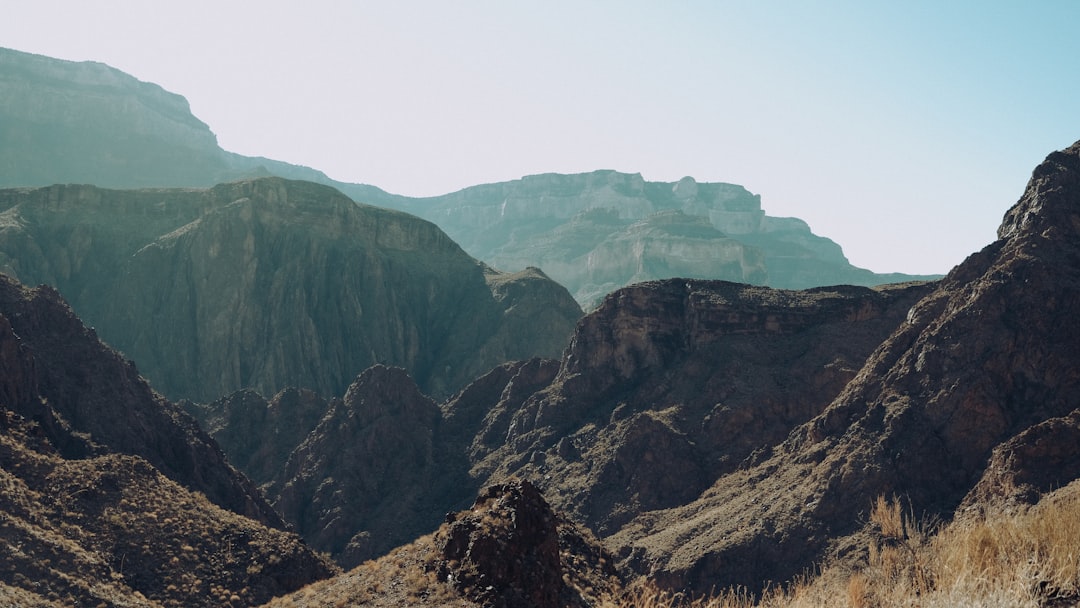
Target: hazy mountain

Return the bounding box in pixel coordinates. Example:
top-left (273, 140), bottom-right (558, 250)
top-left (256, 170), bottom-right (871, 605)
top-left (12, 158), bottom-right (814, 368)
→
top-left (0, 46), bottom-right (938, 308)
top-left (0, 178), bottom-right (582, 402)
top-left (380, 172), bottom-right (940, 305)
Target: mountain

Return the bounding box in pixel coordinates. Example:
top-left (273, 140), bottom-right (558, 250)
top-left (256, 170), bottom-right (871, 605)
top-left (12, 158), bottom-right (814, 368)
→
top-left (206, 140), bottom-right (1080, 601)
top-left (376, 172), bottom-right (940, 305)
top-left (607, 139), bottom-right (1080, 592)
top-left (0, 46), bottom-right (371, 194)
top-left (0, 46), bottom-right (937, 308)
top-left (0, 178), bottom-right (582, 402)
top-left (0, 273), bottom-right (335, 606)
top-left (198, 276), bottom-right (933, 565)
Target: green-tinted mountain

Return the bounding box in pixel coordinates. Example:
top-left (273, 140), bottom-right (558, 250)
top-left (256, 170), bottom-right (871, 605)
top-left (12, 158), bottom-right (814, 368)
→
top-left (0, 178), bottom-right (582, 402)
top-left (377, 172), bottom-right (940, 305)
top-left (0, 46), bottom-right (938, 308)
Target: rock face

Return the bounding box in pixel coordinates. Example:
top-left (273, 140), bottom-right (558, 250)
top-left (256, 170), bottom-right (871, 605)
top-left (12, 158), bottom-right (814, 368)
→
top-left (607, 139), bottom-right (1080, 592)
top-left (456, 279), bottom-right (935, 537)
top-left (0, 272), bottom-right (334, 606)
top-left (381, 171), bottom-right (939, 305)
top-left (438, 480), bottom-right (566, 608)
top-left (0, 177), bottom-right (583, 402)
top-left (269, 365), bottom-right (462, 567)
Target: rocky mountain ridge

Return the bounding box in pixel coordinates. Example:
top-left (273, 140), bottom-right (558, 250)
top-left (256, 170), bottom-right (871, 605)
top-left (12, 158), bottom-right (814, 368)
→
top-left (608, 138), bottom-right (1080, 591)
top-left (197, 276), bottom-right (936, 567)
top-left (0, 177), bottom-right (582, 402)
top-left (192, 140), bottom-right (1080, 601)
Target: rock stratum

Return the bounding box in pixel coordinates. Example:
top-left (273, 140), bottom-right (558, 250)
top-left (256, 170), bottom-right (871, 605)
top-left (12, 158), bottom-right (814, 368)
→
top-left (0, 46), bottom-right (937, 309)
top-left (0, 178), bottom-right (582, 402)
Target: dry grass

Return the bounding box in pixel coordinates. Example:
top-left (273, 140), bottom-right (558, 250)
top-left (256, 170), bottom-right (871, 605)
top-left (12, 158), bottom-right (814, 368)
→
top-left (605, 488), bottom-right (1080, 608)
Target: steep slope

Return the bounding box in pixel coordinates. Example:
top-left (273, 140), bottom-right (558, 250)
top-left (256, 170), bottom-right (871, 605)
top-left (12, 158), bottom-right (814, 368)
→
top-left (0, 273), bottom-right (334, 606)
top-left (269, 366), bottom-right (462, 567)
top-left (454, 279), bottom-right (935, 537)
top-left (0, 178), bottom-right (582, 402)
top-left (608, 139), bottom-right (1080, 592)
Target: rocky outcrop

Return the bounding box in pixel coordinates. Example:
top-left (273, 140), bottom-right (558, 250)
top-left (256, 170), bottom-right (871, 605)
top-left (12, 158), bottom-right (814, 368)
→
top-left (960, 409), bottom-right (1080, 514)
top-left (0, 178), bottom-right (582, 402)
top-left (438, 480), bottom-right (566, 608)
top-left (0, 272), bottom-right (335, 606)
top-left (262, 479), bottom-right (621, 608)
top-left (609, 139), bottom-right (1080, 592)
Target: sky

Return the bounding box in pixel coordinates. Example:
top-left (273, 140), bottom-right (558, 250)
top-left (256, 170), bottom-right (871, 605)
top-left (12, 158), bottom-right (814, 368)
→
top-left (2, 1), bottom-right (1078, 275)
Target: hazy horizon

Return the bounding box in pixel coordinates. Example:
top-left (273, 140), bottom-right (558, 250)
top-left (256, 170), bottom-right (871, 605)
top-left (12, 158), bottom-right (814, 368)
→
top-left (3, 1), bottom-right (1078, 275)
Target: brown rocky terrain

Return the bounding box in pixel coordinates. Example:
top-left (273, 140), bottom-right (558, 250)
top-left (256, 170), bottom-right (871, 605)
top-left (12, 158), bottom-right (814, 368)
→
top-left (261, 479), bottom-right (622, 608)
top-left (0, 274), bottom-right (279, 526)
top-left (605, 139), bottom-right (1080, 592)
top-left (203, 274), bottom-right (933, 571)
top-left (0, 273), bottom-right (335, 606)
top-left (0, 177), bottom-right (582, 402)
top-left (268, 365), bottom-right (458, 568)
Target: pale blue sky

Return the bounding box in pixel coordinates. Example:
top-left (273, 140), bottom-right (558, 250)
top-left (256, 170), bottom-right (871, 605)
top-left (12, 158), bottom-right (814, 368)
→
top-left (2, 1), bottom-right (1077, 275)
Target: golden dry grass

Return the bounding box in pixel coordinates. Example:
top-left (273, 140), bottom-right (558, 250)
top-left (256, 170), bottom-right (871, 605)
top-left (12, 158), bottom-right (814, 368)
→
top-left (604, 487), bottom-right (1080, 608)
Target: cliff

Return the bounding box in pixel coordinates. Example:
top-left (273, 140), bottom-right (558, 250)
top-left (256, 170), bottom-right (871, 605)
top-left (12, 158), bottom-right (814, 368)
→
top-left (0, 177), bottom-right (582, 402)
top-left (377, 171), bottom-right (938, 305)
top-left (0, 46), bottom-right (350, 191)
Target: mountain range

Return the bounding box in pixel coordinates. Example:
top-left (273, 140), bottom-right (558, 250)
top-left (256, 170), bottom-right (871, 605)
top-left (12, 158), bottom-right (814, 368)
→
top-left (0, 45), bottom-right (937, 307)
top-left (1, 43), bottom-right (1078, 607)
